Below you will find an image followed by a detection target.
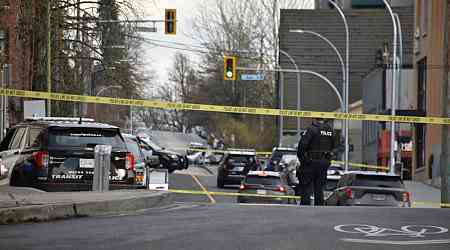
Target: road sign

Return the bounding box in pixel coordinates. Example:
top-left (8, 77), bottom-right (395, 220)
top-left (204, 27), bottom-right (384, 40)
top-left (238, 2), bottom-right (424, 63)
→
top-left (241, 74), bottom-right (264, 81)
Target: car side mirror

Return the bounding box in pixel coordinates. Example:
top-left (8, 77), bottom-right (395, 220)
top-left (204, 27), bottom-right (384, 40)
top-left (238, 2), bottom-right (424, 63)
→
top-left (145, 155), bottom-right (160, 167)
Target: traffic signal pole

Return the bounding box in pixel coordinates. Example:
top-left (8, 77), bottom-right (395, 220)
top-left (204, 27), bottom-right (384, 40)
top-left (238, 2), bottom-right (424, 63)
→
top-left (440, 0), bottom-right (449, 205)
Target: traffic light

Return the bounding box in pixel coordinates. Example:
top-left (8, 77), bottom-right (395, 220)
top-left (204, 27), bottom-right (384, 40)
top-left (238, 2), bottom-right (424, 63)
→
top-left (165, 9), bottom-right (176, 35)
top-left (223, 56), bottom-right (237, 81)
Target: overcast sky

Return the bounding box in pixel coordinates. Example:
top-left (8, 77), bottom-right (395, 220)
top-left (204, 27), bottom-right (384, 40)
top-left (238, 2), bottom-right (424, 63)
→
top-left (139, 0), bottom-right (202, 85)
top-left (137, 0), bottom-right (314, 85)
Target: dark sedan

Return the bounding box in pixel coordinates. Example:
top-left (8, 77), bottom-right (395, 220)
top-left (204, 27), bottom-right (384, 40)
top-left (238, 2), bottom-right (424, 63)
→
top-left (325, 171), bottom-right (411, 207)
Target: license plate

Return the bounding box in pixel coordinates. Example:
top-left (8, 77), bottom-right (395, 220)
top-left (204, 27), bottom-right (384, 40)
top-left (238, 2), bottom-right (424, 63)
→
top-left (79, 159), bottom-right (95, 169)
top-left (232, 167), bottom-right (244, 171)
top-left (257, 189), bottom-right (267, 195)
top-left (372, 194), bottom-right (386, 201)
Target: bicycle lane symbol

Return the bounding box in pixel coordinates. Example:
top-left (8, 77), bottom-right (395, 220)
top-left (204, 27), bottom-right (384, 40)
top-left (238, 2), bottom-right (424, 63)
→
top-left (334, 224), bottom-right (450, 245)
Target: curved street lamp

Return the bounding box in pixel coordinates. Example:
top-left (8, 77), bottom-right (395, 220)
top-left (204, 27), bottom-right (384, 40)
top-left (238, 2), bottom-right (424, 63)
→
top-left (327, 0), bottom-right (350, 172)
top-left (280, 49), bottom-right (302, 134)
top-left (299, 69), bottom-right (344, 113)
top-left (382, 0), bottom-right (399, 174)
top-left (290, 29), bottom-right (348, 169)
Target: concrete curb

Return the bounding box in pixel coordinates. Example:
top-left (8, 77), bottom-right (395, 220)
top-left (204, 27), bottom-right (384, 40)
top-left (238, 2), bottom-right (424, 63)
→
top-left (0, 191), bottom-right (173, 225)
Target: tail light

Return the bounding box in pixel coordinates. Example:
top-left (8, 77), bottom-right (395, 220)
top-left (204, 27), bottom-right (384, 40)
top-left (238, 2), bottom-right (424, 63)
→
top-left (239, 184), bottom-right (246, 190)
top-left (277, 185), bottom-right (286, 192)
top-left (126, 153), bottom-right (136, 171)
top-left (135, 173), bottom-right (144, 183)
top-left (345, 187), bottom-right (354, 199)
top-left (33, 151), bottom-right (49, 169)
top-left (402, 192), bottom-right (411, 202)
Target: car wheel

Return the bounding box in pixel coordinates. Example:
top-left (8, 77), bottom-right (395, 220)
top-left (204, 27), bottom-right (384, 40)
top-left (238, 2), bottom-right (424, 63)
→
top-left (9, 170), bottom-right (22, 187)
top-left (217, 169), bottom-right (225, 188)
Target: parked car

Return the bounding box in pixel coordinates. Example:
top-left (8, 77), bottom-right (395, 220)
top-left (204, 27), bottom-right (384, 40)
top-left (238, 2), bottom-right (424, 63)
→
top-left (1, 117), bottom-right (138, 191)
top-left (216, 149), bottom-right (258, 188)
top-left (274, 154), bottom-right (299, 172)
top-left (266, 147), bottom-right (297, 171)
top-left (122, 134), bottom-right (159, 188)
top-left (237, 171), bottom-right (297, 204)
top-left (136, 136), bottom-right (188, 173)
top-left (325, 171), bottom-right (411, 207)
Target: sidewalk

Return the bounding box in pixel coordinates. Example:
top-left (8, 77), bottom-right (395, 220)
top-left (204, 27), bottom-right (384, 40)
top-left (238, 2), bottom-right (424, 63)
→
top-left (404, 181), bottom-right (442, 208)
top-left (0, 185), bottom-right (173, 224)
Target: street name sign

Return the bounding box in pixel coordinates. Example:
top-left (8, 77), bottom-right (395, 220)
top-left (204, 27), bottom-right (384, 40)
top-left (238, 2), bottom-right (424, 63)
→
top-left (241, 74), bottom-right (264, 81)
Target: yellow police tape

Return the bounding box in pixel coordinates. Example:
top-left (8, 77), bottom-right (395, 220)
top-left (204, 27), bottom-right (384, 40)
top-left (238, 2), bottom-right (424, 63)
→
top-left (1, 88), bottom-right (450, 125)
top-left (184, 147), bottom-right (389, 171)
top-left (169, 188), bottom-right (300, 199)
top-left (169, 188), bottom-right (450, 208)
top-left (332, 161), bottom-right (390, 171)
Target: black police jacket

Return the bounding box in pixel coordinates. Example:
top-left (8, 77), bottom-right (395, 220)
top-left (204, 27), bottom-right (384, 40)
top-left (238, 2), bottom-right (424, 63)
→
top-left (297, 121), bottom-right (335, 163)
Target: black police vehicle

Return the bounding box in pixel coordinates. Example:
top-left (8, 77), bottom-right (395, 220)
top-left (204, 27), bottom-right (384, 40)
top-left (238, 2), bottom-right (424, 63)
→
top-left (0, 117), bottom-right (138, 191)
top-left (135, 136), bottom-right (188, 173)
top-left (217, 149), bottom-right (258, 188)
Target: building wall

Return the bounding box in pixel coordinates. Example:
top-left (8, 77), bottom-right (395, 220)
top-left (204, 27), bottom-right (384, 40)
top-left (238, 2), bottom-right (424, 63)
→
top-left (279, 6), bottom-right (414, 131)
top-left (412, 0), bottom-right (449, 182)
top-left (334, 100), bottom-right (363, 163)
top-left (316, 0), bottom-right (412, 9)
top-left (361, 68), bottom-right (383, 165)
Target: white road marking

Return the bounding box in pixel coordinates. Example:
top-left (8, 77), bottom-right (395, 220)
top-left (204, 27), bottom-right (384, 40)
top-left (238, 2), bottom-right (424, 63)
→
top-left (341, 238), bottom-right (450, 245)
top-left (334, 224), bottom-right (448, 238)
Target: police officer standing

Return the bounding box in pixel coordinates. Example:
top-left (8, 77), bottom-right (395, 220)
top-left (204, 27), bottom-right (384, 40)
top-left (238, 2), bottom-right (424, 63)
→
top-left (297, 117), bottom-right (336, 206)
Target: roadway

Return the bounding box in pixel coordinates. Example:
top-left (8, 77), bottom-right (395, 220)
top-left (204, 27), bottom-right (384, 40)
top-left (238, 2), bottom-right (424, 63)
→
top-left (169, 164), bottom-right (237, 204)
top-left (1, 202), bottom-right (449, 250)
top-left (1, 165), bottom-right (450, 250)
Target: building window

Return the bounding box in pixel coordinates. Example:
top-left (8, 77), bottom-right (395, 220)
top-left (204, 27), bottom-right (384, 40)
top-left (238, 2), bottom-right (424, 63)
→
top-left (0, 30), bottom-right (7, 55)
top-left (415, 124), bottom-right (426, 169)
top-left (352, 0), bottom-right (384, 8)
top-left (417, 58), bottom-right (427, 111)
top-left (416, 57), bottom-right (427, 170)
top-left (420, 0), bottom-right (428, 36)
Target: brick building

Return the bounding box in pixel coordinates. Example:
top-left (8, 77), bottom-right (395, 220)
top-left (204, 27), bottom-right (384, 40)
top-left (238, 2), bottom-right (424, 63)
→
top-left (412, 0), bottom-right (450, 185)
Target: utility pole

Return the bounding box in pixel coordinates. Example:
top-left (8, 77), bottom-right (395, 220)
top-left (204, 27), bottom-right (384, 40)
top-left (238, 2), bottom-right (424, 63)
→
top-left (440, 0), bottom-right (449, 205)
top-left (46, 0), bottom-right (52, 116)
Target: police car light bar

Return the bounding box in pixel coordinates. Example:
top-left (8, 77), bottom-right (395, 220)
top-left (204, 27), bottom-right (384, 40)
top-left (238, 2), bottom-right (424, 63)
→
top-left (25, 117), bottom-right (95, 122)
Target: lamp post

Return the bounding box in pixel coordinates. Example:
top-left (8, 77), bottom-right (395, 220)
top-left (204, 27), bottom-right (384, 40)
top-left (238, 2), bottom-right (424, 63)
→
top-left (394, 13), bottom-right (404, 176)
top-left (327, 0), bottom-right (350, 172)
top-left (94, 85), bottom-right (122, 118)
top-left (280, 49), bottom-right (302, 134)
top-left (300, 70), bottom-right (344, 113)
top-left (290, 29), bottom-right (348, 169)
top-left (382, 0), bottom-right (398, 174)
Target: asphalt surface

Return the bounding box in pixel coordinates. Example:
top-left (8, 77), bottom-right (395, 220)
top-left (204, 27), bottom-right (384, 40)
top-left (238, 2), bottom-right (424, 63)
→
top-left (170, 165), bottom-right (237, 204)
top-left (1, 203), bottom-right (449, 250)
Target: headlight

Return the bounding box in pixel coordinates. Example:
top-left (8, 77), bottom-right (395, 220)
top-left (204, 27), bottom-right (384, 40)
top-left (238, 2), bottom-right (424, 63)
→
top-left (169, 154), bottom-right (178, 160)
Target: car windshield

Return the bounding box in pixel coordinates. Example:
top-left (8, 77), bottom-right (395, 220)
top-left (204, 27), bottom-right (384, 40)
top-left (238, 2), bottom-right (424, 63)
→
top-left (272, 150), bottom-right (296, 160)
top-left (125, 137), bottom-right (142, 160)
top-left (325, 179), bottom-right (339, 191)
top-left (353, 175), bottom-right (403, 188)
top-left (142, 139), bottom-right (162, 151)
top-left (228, 155), bottom-right (255, 164)
top-left (245, 176), bottom-right (281, 186)
top-left (328, 166), bottom-right (344, 171)
top-left (48, 127), bottom-right (126, 150)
